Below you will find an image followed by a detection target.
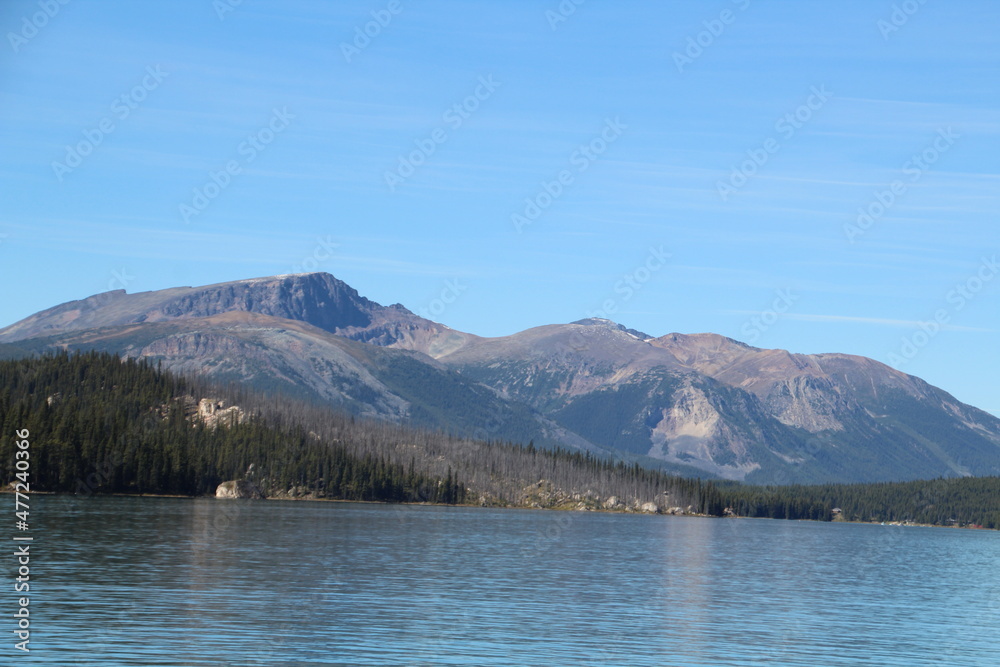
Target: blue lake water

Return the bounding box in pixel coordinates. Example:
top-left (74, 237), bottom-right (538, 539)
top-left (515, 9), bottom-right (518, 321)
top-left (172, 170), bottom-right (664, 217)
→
top-left (18, 496), bottom-right (1000, 665)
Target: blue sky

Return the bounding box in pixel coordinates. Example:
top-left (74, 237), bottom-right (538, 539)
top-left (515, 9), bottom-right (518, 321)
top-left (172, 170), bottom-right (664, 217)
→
top-left (1, 0), bottom-right (998, 414)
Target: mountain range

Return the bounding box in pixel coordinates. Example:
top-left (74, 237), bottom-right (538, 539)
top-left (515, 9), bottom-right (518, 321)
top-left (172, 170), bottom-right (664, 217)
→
top-left (2, 272), bottom-right (998, 484)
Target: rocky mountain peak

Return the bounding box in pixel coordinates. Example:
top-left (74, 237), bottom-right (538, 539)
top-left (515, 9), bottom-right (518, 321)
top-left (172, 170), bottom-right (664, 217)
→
top-left (0, 272), bottom-right (389, 342)
top-left (571, 318), bottom-right (652, 341)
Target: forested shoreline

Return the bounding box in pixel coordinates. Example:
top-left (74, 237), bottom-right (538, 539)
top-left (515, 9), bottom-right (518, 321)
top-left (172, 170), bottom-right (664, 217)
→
top-left (1, 352), bottom-right (998, 528)
top-left (0, 352), bottom-right (464, 504)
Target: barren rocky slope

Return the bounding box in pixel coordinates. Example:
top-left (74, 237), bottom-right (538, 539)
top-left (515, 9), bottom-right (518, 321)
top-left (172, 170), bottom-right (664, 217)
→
top-left (3, 273), bottom-right (998, 483)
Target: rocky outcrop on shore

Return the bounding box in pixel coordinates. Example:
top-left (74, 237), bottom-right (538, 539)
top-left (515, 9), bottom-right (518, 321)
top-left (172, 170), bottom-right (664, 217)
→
top-left (215, 480), bottom-right (266, 499)
top-left (516, 480), bottom-right (681, 515)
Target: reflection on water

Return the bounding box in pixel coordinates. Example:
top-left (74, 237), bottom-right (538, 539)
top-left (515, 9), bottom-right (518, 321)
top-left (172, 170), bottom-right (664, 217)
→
top-left (25, 496), bottom-right (1000, 666)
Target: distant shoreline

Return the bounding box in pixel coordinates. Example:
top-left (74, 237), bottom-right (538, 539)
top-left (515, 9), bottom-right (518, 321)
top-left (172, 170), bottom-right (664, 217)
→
top-left (15, 489), bottom-right (994, 531)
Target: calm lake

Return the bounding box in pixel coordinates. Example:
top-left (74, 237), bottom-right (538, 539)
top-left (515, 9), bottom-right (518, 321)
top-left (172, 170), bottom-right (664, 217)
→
top-left (21, 496), bottom-right (1000, 666)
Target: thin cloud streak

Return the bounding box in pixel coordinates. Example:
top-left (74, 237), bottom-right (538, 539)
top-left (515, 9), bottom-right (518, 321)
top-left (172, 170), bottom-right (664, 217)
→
top-left (725, 311), bottom-right (998, 333)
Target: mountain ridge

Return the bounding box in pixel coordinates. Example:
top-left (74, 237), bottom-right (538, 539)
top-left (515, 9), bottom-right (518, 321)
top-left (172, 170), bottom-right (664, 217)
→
top-left (3, 272), bottom-right (998, 483)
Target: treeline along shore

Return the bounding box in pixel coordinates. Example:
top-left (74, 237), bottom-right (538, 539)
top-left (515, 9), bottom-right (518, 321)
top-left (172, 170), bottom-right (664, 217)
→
top-left (1, 352), bottom-right (998, 529)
